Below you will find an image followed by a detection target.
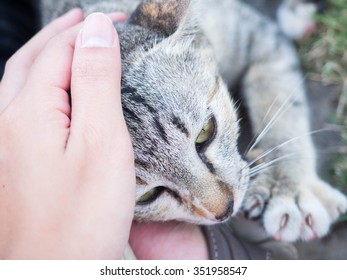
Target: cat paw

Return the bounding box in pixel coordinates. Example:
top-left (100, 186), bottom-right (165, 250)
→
top-left (263, 187), bottom-right (331, 241)
top-left (242, 184), bottom-right (270, 219)
top-left (309, 179), bottom-right (347, 221)
top-left (242, 177), bottom-right (347, 242)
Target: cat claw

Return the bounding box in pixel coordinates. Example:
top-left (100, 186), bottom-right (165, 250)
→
top-left (273, 215), bottom-right (289, 241)
top-left (263, 198), bottom-right (302, 242)
top-left (280, 213), bottom-right (289, 229)
top-left (305, 214), bottom-right (313, 228)
top-left (243, 196), bottom-right (264, 219)
top-left (303, 214), bottom-right (319, 240)
top-left (242, 184), bottom-right (270, 219)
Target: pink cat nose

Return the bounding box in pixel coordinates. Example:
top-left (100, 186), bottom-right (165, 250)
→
top-left (215, 200), bottom-right (234, 221)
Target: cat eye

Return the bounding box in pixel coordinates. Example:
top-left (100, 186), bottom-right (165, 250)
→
top-left (195, 117), bottom-right (216, 148)
top-left (137, 187), bottom-right (165, 205)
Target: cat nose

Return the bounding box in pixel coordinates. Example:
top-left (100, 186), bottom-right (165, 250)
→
top-left (214, 199), bottom-right (234, 221)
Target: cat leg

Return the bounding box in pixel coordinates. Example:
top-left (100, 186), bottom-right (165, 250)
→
top-left (240, 39), bottom-right (347, 242)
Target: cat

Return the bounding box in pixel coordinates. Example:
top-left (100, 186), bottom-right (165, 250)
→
top-left (39, 0), bottom-right (347, 242)
top-left (244, 0), bottom-right (326, 40)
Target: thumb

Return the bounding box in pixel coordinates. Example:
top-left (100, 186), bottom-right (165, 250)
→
top-left (67, 14), bottom-right (135, 248)
top-left (68, 13), bottom-right (127, 154)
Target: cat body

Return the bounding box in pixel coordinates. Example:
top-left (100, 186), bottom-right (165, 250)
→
top-left (40, 0), bottom-right (347, 242)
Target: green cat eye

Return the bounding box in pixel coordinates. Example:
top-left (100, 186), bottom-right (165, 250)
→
top-left (196, 117), bottom-right (216, 145)
top-left (137, 187), bottom-right (164, 204)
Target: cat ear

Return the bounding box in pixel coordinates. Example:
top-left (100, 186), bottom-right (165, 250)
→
top-left (129, 0), bottom-right (197, 38)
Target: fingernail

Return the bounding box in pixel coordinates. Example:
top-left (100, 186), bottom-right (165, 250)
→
top-left (81, 13), bottom-right (115, 48)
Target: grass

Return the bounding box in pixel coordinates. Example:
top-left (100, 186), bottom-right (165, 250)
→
top-left (299, 0), bottom-right (347, 85)
top-left (299, 0), bottom-right (347, 220)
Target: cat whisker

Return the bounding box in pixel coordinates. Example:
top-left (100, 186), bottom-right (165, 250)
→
top-left (249, 153), bottom-right (300, 177)
top-left (244, 75), bottom-right (308, 156)
top-left (243, 87), bottom-right (283, 157)
top-left (249, 152), bottom-right (317, 178)
top-left (246, 128), bottom-right (328, 169)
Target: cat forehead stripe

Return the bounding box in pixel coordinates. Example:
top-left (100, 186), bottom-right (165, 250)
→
top-left (125, 87), bottom-right (170, 144)
top-left (123, 106), bottom-right (143, 124)
top-left (171, 115), bottom-right (189, 137)
top-left (208, 77), bottom-right (221, 104)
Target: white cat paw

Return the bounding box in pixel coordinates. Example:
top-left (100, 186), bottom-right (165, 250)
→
top-left (242, 184), bottom-right (270, 219)
top-left (263, 188), bottom-right (331, 242)
top-left (242, 178), bottom-right (347, 242)
top-left (309, 179), bottom-right (347, 221)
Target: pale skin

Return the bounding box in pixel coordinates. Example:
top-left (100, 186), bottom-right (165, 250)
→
top-left (0, 10), bottom-right (208, 259)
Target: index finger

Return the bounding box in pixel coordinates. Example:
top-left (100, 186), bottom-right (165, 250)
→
top-left (0, 9), bottom-right (84, 112)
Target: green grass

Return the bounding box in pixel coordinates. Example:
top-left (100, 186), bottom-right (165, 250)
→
top-left (299, 0), bottom-right (347, 84)
top-left (299, 0), bottom-right (347, 219)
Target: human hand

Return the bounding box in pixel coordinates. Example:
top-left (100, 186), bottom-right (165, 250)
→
top-left (0, 10), bottom-right (135, 259)
top-left (129, 221), bottom-right (209, 259)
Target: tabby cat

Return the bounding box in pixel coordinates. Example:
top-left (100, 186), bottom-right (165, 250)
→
top-left (40, 0), bottom-right (347, 242)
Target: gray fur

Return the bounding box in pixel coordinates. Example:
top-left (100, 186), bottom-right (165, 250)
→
top-left (40, 0), bottom-right (346, 241)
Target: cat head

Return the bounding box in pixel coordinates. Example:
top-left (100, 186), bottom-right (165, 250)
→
top-left (118, 0), bottom-right (249, 224)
